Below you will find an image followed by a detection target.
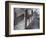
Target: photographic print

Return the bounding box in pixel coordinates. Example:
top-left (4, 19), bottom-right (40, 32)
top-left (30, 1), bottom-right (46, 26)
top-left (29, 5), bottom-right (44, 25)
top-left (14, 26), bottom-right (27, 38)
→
top-left (14, 8), bottom-right (40, 30)
top-left (5, 1), bottom-right (45, 37)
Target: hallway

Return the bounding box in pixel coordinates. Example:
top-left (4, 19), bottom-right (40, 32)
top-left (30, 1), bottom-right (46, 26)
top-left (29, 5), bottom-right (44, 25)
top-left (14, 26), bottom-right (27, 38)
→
top-left (14, 8), bottom-right (40, 30)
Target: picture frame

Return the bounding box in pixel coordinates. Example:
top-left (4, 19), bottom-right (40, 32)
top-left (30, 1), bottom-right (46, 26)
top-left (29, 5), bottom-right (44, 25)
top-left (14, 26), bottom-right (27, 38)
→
top-left (5, 1), bottom-right (45, 37)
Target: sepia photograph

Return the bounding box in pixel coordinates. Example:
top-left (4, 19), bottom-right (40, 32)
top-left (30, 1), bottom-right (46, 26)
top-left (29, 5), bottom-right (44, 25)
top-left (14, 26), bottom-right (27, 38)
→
top-left (14, 8), bottom-right (40, 30)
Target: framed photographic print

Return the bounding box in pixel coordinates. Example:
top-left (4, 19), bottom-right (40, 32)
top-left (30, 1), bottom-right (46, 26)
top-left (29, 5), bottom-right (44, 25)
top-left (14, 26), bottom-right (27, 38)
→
top-left (5, 1), bottom-right (45, 37)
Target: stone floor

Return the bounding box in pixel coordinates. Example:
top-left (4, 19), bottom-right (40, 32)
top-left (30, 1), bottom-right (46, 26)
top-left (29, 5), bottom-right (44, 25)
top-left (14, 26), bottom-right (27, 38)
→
top-left (14, 13), bottom-right (39, 30)
top-left (14, 19), bottom-right (25, 30)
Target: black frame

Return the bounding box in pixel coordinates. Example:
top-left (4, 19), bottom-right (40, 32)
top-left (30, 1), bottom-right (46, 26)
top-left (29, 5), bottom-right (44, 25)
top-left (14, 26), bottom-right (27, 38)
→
top-left (5, 1), bottom-right (45, 37)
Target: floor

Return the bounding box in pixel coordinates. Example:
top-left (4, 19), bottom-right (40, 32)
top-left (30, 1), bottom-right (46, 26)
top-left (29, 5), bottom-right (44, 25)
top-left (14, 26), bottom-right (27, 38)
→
top-left (14, 18), bottom-right (25, 30)
top-left (14, 13), bottom-right (39, 30)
